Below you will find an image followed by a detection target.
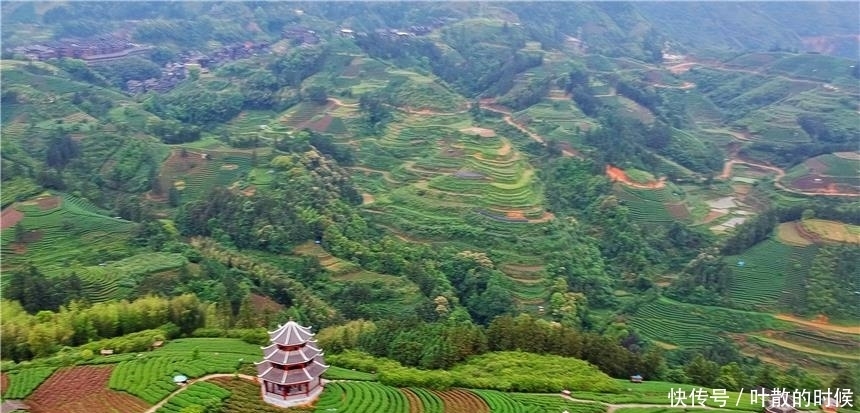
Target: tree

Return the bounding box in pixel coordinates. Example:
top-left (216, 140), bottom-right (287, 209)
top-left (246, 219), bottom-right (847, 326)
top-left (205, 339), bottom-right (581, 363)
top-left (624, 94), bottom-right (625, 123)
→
top-left (831, 368), bottom-right (857, 396)
top-left (685, 354), bottom-right (720, 387)
top-left (14, 222), bottom-right (26, 243)
top-left (305, 85), bottom-right (328, 105)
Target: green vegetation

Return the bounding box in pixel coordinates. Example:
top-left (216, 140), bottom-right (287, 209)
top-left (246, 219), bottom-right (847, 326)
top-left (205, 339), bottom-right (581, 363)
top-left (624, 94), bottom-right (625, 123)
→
top-left (630, 297), bottom-right (777, 347)
top-left (313, 381), bottom-right (410, 413)
top-left (2, 366), bottom-right (56, 399)
top-left (475, 389), bottom-right (606, 413)
top-left (2, 3), bottom-right (859, 410)
top-left (109, 338), bottom-right (258, 404)
top-left (724, 240), bottom-right (818, 310)
top-left (155, 381), bottom-right (231, 413)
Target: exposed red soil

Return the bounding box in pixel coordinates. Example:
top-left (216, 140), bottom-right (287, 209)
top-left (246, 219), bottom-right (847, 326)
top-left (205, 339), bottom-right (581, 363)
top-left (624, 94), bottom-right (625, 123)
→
top-left (434, 389), bottom-right (490, 413)
top-left (506, 210), bottom-right (527, 220)
top-left (667, 62), bottom-right (697, 74)
top-left (666, 202), bottom-right (690, 220)
top-left (701, 209), bottom-right (728, 224)
top-left (249, 293), bottom-right (284, 314)
top-left (605, 165), bottom-right (666, 189)
top-left (36, 196), bottom-right (61, 210)
top-left (774, 314), bottom-right (860, 335)
top-left (0, 207), bottom-right (24, 229)
top-left (26, 366), bottom-right (150, 413)
top-left (307, 114), bottom-right (333, 132)
top-left (1, 373), bottom-right (8, 394)
top-left (402, 388), bottom-right (423, 413)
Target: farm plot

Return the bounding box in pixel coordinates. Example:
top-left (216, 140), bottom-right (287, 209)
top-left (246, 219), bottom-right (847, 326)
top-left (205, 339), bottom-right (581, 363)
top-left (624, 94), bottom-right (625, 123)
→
top-left (403, 387), bottom-right (445, 413)
top-left (800, 219), bottom-right (860, 244)
top-left (109, 338), bottom-right (260, 404)
top-left (210, 376), bottom-right (307, 413)
top-left (475, 389), bottom-right (605, 413)
top-left (434, 389), bottom-right (490, 413)
top-left (74, 252), bottom-right (187, 303)
top-left (158, 149), bottom-right (254, 201)
top-left (2, 367), bottom-right (56, 399)
top-left (313, 381), bottom-right (410, 413)
top-left (630, 297), bottom-right (775, 347)
top-left (155, 381), bottom-right (230, 413)
top-left (725, 239), bottom-right (818, 310)
top-left (0, 195), bottom-right (135, 276)
top-left (614, 186), bottom-right (679, 224)
top-left (25, 366), bottom-right (149, 413)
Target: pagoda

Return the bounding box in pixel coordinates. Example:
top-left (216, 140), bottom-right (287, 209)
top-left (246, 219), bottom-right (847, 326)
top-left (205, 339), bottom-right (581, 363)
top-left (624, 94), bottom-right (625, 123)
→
top-left (255, 320), bottom-right (328, 408)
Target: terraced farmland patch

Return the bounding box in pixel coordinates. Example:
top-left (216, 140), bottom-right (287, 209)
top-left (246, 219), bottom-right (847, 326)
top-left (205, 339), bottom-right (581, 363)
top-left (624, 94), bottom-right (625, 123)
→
top-left (155, 381), bottom-right (231, 413)
top-left (435, 389), bottom-right (490, 413)
top-left (724, 239), bottom-right (818, 310)
top-left (109, 338), bottom-right (259, 404)
top-left (210, 376), bottom-right (306, 413)
top-left (475, 390), bottom-right (605, 413)
top-left (314, 381), bottom-right (410, 413)
top-left (2, 367), bottom-right (56, 400)
top-left (0, 195), bottom-right (135, 276)
top-left (630, 297), bottom-right (776, 347)
top-left (615, 185), bottom-right (680, 224)
top-left (158, 149), bottom-right (255, 201)
top-left (26, 366), bottom-right (149, 413)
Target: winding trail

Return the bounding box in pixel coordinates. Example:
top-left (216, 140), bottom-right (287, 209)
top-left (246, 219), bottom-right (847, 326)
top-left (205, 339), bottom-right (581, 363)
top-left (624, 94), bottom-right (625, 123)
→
top-left (326, 97), bottom-right (358, 108)
top-left (561, 394), bottom-right (725, 413)
top-left (478, 100), bottom-right (580, 158)
top-left (718, 133), bottom-right (859, 197)
top-left (773, 314), bottom-right (860, 335)
top-left (142, 374), bottom-right (256, 413)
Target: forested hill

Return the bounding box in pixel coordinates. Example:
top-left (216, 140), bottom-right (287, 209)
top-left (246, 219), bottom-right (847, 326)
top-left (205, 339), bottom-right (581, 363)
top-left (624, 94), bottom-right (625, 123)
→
top-left (1, 1), bottom-right (859, 406)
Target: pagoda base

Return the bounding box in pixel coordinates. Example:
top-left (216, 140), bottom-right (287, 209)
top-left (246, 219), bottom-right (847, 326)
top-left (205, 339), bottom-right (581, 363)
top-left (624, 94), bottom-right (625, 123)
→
top-left (261, 385), bottom-right (324, 408)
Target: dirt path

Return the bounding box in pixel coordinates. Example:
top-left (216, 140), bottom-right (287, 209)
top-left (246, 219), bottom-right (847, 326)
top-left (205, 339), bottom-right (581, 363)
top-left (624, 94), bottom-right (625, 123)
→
top-left (652, 81), bottom-right (696, 90)
top-left (327, 97), bottom-right (359, 108)
top-left (720, 159), bottom-right (858, 197)
top-left (346, 166), bottom-right (400, 184)
top-left (561, 394), bottom-right (724, 413)
top-left (751, 336), bottom-right (860, 360)
top-left (478, 100), bottom-right (579, 158)
top-left (361, 193), bottom-right (375, 205)
top-left (773, 314), bottom-right (860, 335)
top-left (142, 374), bottom-right (257, 413)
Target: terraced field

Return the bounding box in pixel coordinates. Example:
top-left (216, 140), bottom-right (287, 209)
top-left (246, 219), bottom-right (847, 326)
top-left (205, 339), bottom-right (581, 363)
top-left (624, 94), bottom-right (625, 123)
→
top-left (108, 338), bottom-right (259, 404)
top-left (73, 253), bottom-right (188, 303)
top-left (314, 381), bottom-right (411, 413)
top-left (475, 390), bottom-right (605, 413)
top-left (724, 239), bottom-right (819, 310)
top-left (629, 297), bottom-right (776, 347)
top-left (615, 185), bottom-right (685, 224)
top-left (158, 148), bottom-right (257, 201)
top-left (0, 194), bottom-right (135, 276)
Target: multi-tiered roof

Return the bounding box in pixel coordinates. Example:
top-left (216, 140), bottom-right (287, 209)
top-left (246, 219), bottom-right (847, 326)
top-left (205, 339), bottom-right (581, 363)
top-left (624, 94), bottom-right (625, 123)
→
top-left (255, 320), bottom-right (328, 407)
